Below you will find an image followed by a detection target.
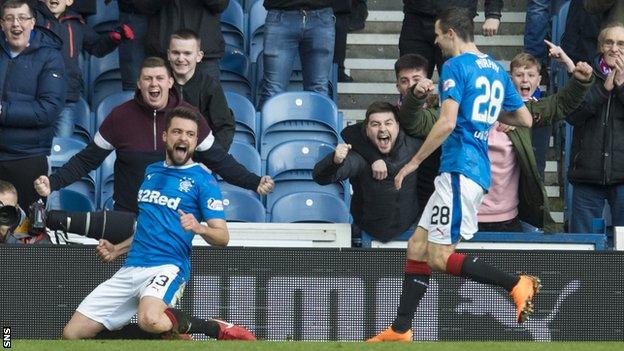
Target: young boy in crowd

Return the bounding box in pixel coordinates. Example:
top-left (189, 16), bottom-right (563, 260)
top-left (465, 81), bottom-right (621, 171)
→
top-left (36, 0), bottom-right (134, 137)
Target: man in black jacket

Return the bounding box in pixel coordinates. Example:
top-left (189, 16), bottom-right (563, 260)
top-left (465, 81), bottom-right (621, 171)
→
top-left (168, 29), bottom-right (235, 150)
top-left (399, 0), bottom-right (502, 78)
top-left (313, 101), bottom-right (422, 243)
top-left (34, 57), bottom-right (273, 214)
top-left (566, 23), bottom-right (624, 233)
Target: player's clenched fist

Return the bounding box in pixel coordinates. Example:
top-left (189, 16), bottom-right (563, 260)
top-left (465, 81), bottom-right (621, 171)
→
top-left (33, 175), bottom-right (51, 197)
top-left (413, 78), bottom-right (435, 99)
top-left (178, 209), bottom-right (202, 234)
top-left (96, 239), bottom-right (117, 263)
top-left (256, 175), bottom-right (274, 195)
top-left (333, 143), bottom-right (351, 164)
top-left (573, 61), bottom-right (593, 82)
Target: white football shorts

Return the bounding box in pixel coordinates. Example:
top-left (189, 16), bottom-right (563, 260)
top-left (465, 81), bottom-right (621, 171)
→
top-left (418, 172), bottom-right (485, 245)
top-left (76, 264), bottom-right (186, 330)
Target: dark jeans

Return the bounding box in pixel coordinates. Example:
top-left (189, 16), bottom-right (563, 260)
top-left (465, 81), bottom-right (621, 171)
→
top-left (478, 216), bottom-right (524, 233)
top-left (570, 183), bottom-right (624, 233)
top-left (119, 11), bottom-right (148, 91)
top-left (333, 12), bottom-right (349, 71)
top-left (399, 13), bottom-right (443, 78)
top-left (0, 155), bottom-right (48, 210)
top-left (259, 8), bottom-right (335, 107)
top-left (524, 0), bottom-right (552, 60)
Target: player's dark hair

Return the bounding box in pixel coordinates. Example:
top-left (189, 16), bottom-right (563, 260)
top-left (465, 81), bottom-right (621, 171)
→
top-left (139, 56), bottom-right (173, 78)
top-left (165, 106), bottom-right (201, 130)
top-left (394, 54), bottom-right (429, 79)
top-left (437, 7), bottom-right (474, 42)
top-left (364, 101), bottom-right (399, 124)
top-left (1, 0), bottom-right (34, 17)
top-left (170, 28), bottom-right (202, 47)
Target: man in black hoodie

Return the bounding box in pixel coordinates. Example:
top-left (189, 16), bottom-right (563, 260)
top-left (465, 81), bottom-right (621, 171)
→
top-left (313, 101), bottom-right (422, 243)
top-left (0, 0), bottom-right (66, 210)
top-left (167, 29), bottom-right (235, 150)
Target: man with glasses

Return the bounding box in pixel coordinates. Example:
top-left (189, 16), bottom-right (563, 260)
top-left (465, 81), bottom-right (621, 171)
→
top-left (566, 22), bottom-right (624, 233)
top-left (0, 0), bottom-right (66, 211)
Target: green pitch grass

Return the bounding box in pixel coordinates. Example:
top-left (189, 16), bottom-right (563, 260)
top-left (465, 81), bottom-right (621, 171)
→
top-left (11, 340), bottom-right (624, 351)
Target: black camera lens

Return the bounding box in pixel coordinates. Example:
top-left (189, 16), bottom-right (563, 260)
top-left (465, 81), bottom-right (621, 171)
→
top-left (0, 204), bottom-right (18, 227)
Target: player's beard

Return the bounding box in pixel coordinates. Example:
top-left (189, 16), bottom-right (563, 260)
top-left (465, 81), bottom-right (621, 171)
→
top-left (166, 143), bottom-right (194, 166)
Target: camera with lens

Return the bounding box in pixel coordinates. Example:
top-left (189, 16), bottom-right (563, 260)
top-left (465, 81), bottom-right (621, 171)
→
top-left (0, 201), bottom-right (19, 228)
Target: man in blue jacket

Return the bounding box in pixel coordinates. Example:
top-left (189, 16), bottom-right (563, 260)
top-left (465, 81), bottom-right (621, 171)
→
top-left (0, 0), bottom-right (66, 210)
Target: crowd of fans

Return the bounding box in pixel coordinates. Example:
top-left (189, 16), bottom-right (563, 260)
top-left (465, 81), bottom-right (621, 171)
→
top-left (0, 0), bottom-right (622, 246)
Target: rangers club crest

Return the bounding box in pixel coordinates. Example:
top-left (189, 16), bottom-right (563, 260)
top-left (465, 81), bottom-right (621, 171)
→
top-left (179, 177), bottom-right (195, 192)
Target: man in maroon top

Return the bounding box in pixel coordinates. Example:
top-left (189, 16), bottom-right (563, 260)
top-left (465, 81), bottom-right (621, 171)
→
top-left (35, 57), bottom-right (273, 214)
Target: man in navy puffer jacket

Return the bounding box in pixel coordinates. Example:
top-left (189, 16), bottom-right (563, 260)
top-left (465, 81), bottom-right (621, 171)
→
top-left (0, 0), bottom-right (66, 210)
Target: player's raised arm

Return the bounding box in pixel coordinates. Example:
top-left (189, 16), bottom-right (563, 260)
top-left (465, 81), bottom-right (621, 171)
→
top-left (497, 105), bottom-right (533, 128)
top-left (178, 209), bottom-right (229, 246)
top-left (395, 98), bottom-right (458, 190)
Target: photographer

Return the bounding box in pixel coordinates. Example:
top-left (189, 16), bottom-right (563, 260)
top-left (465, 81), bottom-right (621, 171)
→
top-left (0, 180), bottom-right (51, 244)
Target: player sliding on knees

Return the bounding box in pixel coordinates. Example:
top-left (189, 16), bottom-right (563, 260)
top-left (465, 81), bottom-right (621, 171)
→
top-left (58, 106), bottom-right (255, 341)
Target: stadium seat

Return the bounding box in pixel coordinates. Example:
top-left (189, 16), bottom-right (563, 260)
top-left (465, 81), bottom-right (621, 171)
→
top-left (88, 49), bottom-right (122, 108)
top-left (221, 0), bottom-right (245, 50)
top-left (48, 138), bottom-right (97, 212)
top-left (49, 137), bottom-right (87, 169)
top-left (86, 0), bottom-right (119, 33)
top-left (63, 97), bottom-right (92, 143)
top-left (260, 92), bottom-right (340, 160)
top-left (265, 140), bottom-right (347, 214)
top-left (220, 46), bottom-right (253, 100)
top-left (98, 152), bottom-right (116, 210)
top-left (95, 91), bottom-right (135, 130)
top-left (225, 91), bottom-right (258, 146)
top-left (221, 187), bottom-right (266, 222)
top-left (248, 0), bottom-right (267, 63)
top-left (270, 192), bottom-right (350, 223)
top-left (215, 141), bottom-right (261, 181)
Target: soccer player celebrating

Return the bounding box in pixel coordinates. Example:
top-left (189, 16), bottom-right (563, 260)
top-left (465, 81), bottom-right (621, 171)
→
top-left (61, 106), bottom-right (255, 341)
top-left (368, 7), bottom-right (537, 342)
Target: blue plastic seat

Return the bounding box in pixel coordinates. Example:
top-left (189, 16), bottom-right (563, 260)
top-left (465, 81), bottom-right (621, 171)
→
top-left (270, 192), bottom-right (350, 223)
top-left (58, 97), bottom-right (92, 143)
top-left (265, 140), bottom-right (347, 214)
top-left (220, 46), bottom-right (253, 100)
top-left (260, 92), bottom-right (340, 160)
top-left (49, 137), bottom-right (87, 169)
top-left (225, 91), bottom-right (257, 146)
top-left (221, 0), bottom-right (245, 50)
top-left (221, 187), bottom-right (266, 222)
top-left (48, 138), bottom-right (97, 211)
top-left (98, 152), bottom-right (116, 210)
top-left (215, 141), bottom-right (261, 181)
top-left (88, 49), bottom-right (122, 108)
top-left (248, 0), bottom-right (267, 63)
top-left (86, 0), bottom-right (119, 33)
top-left (95, 91), bottom-right (135, 130)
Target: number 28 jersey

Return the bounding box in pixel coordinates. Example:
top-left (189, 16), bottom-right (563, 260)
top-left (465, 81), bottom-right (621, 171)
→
top-left (438, 52), bottom-right (524, 190)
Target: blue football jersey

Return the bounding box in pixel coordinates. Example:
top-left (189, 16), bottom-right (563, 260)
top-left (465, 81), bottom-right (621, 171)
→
top-left (124, 161), bottom-right (225, 280)
top-left (438, 52), bottom-right (524, 190)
